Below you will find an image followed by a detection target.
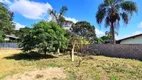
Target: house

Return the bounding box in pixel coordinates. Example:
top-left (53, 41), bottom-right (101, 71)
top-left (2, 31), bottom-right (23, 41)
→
top-left (4, 34), bottom-right (19, 42)
top-left (117, 33), bottom-right (142, 44)
top-left (62, 20), bottom-right (74, 30)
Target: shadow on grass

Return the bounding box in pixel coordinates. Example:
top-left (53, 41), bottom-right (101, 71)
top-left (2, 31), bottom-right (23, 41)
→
top-left (4, 51), bottom-right (57, 60)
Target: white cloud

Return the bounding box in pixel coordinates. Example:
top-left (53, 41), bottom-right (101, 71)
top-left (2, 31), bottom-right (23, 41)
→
top-left (138, 22), bottom-right (142, 28)
top-left (116, 35), bottom-right (129, 40)
top-left (95, 28), bottom-right (105, 37)
top-left (0, 0), bottom-right (11, 4)
top-left (65, 17), bottom-right (78, 23)
top-left (9, 0), bottom-right (52, 20)
top-left (115, 35), bottom-right (122, 40)
top-left (15, 22), bottom-right (25, 30)
top-left (133, 31), bottom-right (142, 35)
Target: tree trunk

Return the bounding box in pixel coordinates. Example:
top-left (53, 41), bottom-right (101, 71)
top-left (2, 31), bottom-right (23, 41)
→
top-left (57, 42), bottom-right (61, 55)
top-left (44, 48), bottom-right (47, 56)
top-left (57, 48), bottom-right (60, 55)
top-left (111, 22), bottom-right (115, 44)
top-left (44, 50), bottom-right (46, 56)
top-left (71, 44), bottom-right (75, 61)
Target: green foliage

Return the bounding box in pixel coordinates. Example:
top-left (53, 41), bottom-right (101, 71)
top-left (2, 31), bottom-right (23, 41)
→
top-left (15, 27), bottom-right (30, 38)
top-left (96, 0), bottom-right (138, 43)
top-left (100, 36), bottom-right (112, 44)
top-left (95, 38), bottom-right (104, 44)
top-left (19, 30), bottom-right (36, 51)
top-left (105, 29), bottom-right (118, 37)
top-left (71, 21), bottom-right (97, 43)
top-left (110, 74), bottom-right (119, 80)
top-left (20, 20), bottom-right (68, 54)
top-left (47, 63), bottom-right (58, 67)
top-left (0, 31), bottom-right (4, 42)
top-left (0, 3), bottom-right (15, 41)
top-left (67, 71), bottom-right (77, 80)
top-left (0, 3), bottom-right (15, 35)
top-left (101, 36), bottom-right (111, 40)
top-left (11, 27), bottom-right (31, 42)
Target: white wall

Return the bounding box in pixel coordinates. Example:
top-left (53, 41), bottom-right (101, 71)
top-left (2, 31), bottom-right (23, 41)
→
top-left (120, 36), bottom-right (142, 44)
top-left (63, 23), bottom-right (73, 30)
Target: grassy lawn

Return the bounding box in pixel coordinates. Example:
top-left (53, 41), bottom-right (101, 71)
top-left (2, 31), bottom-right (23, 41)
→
top-left (0, 49), bottom-right (142, 80)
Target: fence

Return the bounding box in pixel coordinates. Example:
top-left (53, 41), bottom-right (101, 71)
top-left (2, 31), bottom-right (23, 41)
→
top-left (81, 44), bottom-right (142, 60)
top-left (1, 43), bottom-right (142, 60)
top-left (0, 43), bottom-right (19, 49)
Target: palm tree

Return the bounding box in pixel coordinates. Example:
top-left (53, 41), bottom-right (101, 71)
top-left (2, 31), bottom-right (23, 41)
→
top-left (105, 29), bottom-right (118, 43)
top-left (48, 6), bottom-right (68, 27)
top-left (96, 0), bottom-right (138, 44)
top-left (105, 30), bottom-right (118, 37)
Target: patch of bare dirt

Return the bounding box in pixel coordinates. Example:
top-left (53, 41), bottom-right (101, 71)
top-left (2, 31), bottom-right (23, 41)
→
top-left (0, 49), bottom-right (21, 55)
top-left (5, 67), bottom-right (66, 80)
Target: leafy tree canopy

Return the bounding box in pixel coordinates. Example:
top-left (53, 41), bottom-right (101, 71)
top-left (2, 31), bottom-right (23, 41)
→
top-left (0, 3), bottom-right (15, 35)
top-left (20, 20), bottom-right (68, 54)
top-left (13, 27), bottom-right (31, 39)
top-left (96, 0), bottom-right (138, 44)
top-left (0, 3), bottom-right (15, 42)
top-left (71, 21), bottom-right (97, 43)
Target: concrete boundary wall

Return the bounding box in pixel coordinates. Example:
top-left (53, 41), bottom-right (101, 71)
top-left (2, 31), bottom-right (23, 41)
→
top-left (0, 43), bottom-right (19, 49)
top-left (82, 44), bottom-right (142, 60)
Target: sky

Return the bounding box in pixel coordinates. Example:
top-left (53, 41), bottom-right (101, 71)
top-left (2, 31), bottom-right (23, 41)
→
top-left (0, 0), bottom-right (142, 40)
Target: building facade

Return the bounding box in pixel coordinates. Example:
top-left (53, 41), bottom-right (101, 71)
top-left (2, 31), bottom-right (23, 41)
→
top-left (117, 34), bottom-right (142, 44)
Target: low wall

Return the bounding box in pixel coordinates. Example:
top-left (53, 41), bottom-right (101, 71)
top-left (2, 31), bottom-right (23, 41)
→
top-left (0, 43), bottom-right (19, 49)
top-left (82, 44), bottom-right (142, 60)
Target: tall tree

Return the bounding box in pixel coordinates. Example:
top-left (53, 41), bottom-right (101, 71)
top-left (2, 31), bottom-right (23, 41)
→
top-left (0, 30), bottom-right (4, 42)
top-left (96, 0), bottom-right (138, 44)
top-left (0, 3), bottom-right (15, 35)
top-left (105, 30), bottom-right (118, 37)
top-left (105, 28), bottom-right (118, 43)
top-left (51, 21), bottom-right (68, 54)
top-left (20, 20), bottom-right (68, 55)
top-left (71, 21), bottom-right (97, 43)
top-left (48, 6), bottom-right (69, 27)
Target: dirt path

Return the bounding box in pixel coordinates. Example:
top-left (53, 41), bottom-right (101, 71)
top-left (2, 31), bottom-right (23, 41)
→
top-left (5, 67), bottom-right (66, 80)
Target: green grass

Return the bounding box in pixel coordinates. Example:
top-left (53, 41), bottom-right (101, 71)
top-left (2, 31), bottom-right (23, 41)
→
top-left (67, 71), bottom-right (77, 80)
top-left (47, 63), bottom-right (58, 67)
top-left (110, 74), bottom-right (119, 80)
top-left (1, 49), bottom-right (142, 80)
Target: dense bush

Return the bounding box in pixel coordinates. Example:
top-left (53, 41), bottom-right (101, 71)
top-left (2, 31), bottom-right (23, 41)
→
top-left (20, 20), bottom-right (68, 55)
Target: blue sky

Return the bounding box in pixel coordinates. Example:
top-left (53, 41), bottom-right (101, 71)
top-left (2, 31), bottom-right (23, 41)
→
top-left (0, 0), bottom-right (142, 40)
